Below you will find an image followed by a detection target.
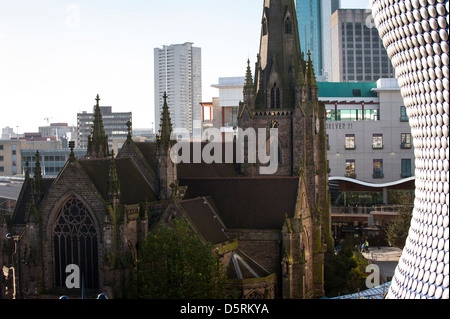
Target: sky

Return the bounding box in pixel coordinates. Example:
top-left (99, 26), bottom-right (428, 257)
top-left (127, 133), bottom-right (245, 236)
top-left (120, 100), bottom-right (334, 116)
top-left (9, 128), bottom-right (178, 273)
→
top-left (0, 0), bottom-right (370, 134)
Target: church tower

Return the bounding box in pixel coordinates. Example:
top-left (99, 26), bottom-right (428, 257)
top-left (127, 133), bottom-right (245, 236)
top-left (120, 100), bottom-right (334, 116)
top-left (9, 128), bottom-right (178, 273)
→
top-left (86, 94), bottom-right (110, 159)
top-left (239, 0), bottom-right (325, 178)
top-left (238, 0), bottom-right (333, 296)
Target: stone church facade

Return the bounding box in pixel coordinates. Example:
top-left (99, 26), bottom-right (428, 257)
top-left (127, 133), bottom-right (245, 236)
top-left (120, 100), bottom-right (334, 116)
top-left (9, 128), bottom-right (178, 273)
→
top-left (0, 0), bottom-right (332, 299)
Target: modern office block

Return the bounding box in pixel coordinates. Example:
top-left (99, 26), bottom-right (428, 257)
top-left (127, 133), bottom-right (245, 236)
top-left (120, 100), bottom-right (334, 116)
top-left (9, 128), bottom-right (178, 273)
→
top-left (331, 9), bottom-right (395, 81)
top-left (371, 0), bottom-right (449, 299)
top-left (296, 0), bottom-right (340, 81)
top-left (77, 106), bottom-right (131, 153)
top-left (154, 42), bottom-right (202, 138)
top-left (320, 78), bottom-right (414, 185)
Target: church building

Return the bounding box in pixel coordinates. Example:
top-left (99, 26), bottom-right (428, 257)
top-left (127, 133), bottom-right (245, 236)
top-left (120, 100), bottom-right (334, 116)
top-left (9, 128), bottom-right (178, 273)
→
top-left (0, 0), bottom-right (331, 299)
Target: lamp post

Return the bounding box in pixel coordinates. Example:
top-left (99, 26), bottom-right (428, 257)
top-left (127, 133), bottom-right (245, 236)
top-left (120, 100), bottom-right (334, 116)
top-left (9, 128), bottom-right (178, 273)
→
top-left (5, 233), bottom-right (21, 299)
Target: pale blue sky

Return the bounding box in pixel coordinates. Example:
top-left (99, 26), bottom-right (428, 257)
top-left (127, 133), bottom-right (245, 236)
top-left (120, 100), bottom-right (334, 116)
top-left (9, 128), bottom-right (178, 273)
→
top-left (0, 0), bottom-right (370, 133)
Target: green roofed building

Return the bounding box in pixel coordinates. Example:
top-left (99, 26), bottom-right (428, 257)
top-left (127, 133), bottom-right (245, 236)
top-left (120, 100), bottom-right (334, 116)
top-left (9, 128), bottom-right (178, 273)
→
top-left (317, 78), bottom-right (415, 204)
top-left (318, 81), bottom-right (378, 98)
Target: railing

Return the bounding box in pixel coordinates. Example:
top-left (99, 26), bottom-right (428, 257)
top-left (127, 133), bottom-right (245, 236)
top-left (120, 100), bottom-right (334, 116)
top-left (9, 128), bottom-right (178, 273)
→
top-left (331, 204), bottom-right (411, 215)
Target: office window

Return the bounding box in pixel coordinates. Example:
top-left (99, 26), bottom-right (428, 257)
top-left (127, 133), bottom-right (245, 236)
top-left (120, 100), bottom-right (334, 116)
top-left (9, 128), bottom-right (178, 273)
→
top-left (400, 106), bottom-right (408, 121)
top-left (0, 145), bottom-right (3, 150)
top-left (0, 156), bottom-right (3, 161)
top-left (373, 159), bottom-right (384, 178)
top-left (0, 167), bottom-right (4, 172)
top-left (345, 134), bottom-right (355, 149)
top-left (401, 159), bottom-right (412, 177)
top-left (345, 160), bottom-right (356, 178)
top-left (372, 134), bottom-right (383, 149)
top-left (401, 133), bottom-right (412, 149)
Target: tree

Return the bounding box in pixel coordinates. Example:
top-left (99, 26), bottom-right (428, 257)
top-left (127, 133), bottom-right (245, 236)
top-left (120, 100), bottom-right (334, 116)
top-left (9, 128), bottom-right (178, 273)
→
top-left (136, 219), bottom-right (227, 299)
top-left (386, 193), bottom-right (413, 249)
top-left (324, 236), bottom-right (369, 297)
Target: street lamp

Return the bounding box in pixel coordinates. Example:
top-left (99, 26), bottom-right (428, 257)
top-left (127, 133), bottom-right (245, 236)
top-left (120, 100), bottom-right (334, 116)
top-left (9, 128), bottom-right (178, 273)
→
top-left (5, 233), bottom-right (21, 299)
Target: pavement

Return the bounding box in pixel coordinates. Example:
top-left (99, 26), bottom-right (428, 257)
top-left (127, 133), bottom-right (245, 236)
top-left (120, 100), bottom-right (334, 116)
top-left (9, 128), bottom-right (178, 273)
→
top-left (362, 246), bottom-right (403, 262)
top-left (362, 246), bottom-right (403, 283)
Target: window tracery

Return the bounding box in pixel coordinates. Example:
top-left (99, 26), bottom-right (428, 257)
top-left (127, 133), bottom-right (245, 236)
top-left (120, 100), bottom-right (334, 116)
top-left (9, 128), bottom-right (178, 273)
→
top-left (53, 196), bottom-right (99, 289)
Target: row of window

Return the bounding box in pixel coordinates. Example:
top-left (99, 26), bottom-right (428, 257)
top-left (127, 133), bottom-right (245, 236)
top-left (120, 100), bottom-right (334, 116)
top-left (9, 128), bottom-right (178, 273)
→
top-left (344, 158), bottom-right (412, 179)
top-left (327, 133), bottom-right (412, 150)
top-left (325, 106), bottom-right (409, 122)
top-left (326, 109), bottom-right (379, 121)
top-left (21, 155), bottom-right (66, 163)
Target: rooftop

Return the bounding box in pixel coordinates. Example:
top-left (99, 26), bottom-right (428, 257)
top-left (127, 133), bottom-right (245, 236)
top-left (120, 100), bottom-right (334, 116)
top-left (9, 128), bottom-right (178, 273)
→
top-left (318, 81), bottom-right (378, 98)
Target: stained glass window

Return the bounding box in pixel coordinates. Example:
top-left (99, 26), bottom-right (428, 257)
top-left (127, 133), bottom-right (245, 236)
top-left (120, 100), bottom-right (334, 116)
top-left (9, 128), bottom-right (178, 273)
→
top-left (53, 196), bottom-right (99, 289)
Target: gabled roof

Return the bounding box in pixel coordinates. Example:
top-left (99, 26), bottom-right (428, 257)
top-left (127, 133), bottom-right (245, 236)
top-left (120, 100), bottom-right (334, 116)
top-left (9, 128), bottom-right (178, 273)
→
top-left (134, 142), bottom-right (158, 172)
top-left (78, 158), bottom-right (157, 204)
top-left (179, 177), bottom-right (299, 229)
top-left (12, 178), bottom-right (54, 224)
top-left (133, 141), bottom-right (239, 179)
top-left (178, 196), bottom-right (229, 245)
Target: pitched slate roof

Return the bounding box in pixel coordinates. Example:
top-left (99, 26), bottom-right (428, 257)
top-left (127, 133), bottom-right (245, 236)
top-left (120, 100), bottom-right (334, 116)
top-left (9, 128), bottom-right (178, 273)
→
top-left (179, 177), bottom-right (299, 229)
top-left (78, 158), bottom-right (157, 204)
top-left (178, 196), bottom-right (229, 245)
top-left (12, 178), bottom-right (54, 224)
top-left (134, 142), bottom-right (158, 173)
top-left (134, 141), bottom-right (239, 179)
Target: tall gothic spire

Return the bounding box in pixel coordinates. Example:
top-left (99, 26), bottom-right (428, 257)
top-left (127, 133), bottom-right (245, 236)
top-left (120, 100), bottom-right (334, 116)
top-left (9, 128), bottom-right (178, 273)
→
top-left (156, 92), bottom-right (174, 150)
top-left (244, 59), bottom-right (254, 89)
top-left (87, 94), bottom-right (109, 159)
top-left (304, 51), bottom-right (318, 100)
top-left (253, 0), bottom-right (304, 110)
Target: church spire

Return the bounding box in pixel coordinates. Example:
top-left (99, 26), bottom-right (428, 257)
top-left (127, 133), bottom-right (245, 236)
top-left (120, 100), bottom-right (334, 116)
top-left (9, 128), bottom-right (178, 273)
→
top-left (253, 0), bottom-right (304, 110)
top-left (156, 92), bottom-right (174, 150)
top-left (304, 51), bottom-right (318, 100)
top-left (87, 94), bottom-right (109, 159)
top-left (243, 59), bottom-right (255, 106)
top-left (244, 59), bottom-right (254, 89)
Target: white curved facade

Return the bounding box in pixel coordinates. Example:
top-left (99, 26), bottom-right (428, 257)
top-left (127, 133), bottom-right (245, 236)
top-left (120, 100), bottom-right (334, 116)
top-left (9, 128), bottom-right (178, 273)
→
top-left (370, 0), bottom-right (449, 299)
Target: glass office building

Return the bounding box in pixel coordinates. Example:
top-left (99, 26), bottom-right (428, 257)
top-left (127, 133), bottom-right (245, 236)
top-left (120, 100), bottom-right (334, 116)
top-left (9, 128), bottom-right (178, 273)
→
top-left (296, 0), bottom-right (340, 81)
top-left (297, 0), bottom-right (322, 78)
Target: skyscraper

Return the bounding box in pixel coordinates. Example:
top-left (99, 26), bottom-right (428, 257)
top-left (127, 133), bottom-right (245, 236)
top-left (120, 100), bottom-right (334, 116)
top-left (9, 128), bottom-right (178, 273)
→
top-left (330, 9), bottom-right (395, 82)
top-left (154, 42), bottom-right (202, 138)
top-left (296, 0), bottom-right (340, 81)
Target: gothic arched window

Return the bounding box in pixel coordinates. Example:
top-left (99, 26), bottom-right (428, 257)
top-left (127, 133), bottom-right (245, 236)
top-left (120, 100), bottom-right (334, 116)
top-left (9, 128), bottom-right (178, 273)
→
top-left (276, 87), bottom-right (281, 108)
top-left (53, 196), bottom-right (99, 289)
top-left (270, 83), bottom-right (281, 109)
top-left (262, 17), bottom-right (267, 36)
top-left (270, 86), bottom-right (275, 109)
top-left (285, 18), bottom-right (292, 34)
